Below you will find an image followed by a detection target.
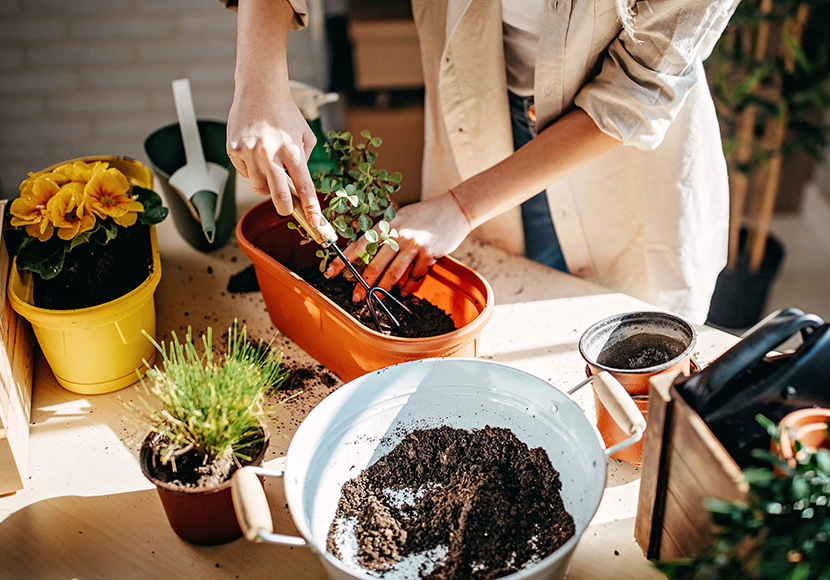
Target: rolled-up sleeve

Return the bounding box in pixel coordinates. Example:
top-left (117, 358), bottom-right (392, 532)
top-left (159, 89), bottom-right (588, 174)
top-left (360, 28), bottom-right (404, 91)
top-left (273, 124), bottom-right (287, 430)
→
top-left (575, 0), bottom-right (739, 150)
top-left (217, 0), bottom-right (309, 30)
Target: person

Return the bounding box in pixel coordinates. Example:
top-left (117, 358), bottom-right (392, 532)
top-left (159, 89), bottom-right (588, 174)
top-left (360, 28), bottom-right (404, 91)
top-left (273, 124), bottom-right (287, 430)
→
top-left (221, 0), bottom-right (738, 324)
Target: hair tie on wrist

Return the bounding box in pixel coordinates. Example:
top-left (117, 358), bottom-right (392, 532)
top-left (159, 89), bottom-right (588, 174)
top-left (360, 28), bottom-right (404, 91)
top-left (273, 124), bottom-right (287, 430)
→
top-left (448, 188), bottom-right (472, 232)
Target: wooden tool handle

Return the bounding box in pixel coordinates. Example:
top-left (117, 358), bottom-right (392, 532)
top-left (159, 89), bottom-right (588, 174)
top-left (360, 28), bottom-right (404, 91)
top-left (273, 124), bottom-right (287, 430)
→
top-left (286, 179), bottom-right (337, 247)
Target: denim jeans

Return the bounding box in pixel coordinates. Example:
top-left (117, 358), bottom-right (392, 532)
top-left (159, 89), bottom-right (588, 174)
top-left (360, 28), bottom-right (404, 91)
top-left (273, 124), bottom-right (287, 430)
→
top-left (510, 91), bottom-right (568, 273)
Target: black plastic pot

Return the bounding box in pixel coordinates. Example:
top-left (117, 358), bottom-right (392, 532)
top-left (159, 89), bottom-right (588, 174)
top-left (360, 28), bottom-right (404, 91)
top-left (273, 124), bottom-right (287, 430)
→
top-left (706, 229), bottom-right (785, 330)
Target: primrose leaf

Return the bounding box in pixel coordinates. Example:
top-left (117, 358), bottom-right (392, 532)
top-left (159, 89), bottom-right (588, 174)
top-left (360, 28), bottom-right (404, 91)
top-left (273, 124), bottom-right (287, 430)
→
top-left (15, 236), bottom-right (67, 281)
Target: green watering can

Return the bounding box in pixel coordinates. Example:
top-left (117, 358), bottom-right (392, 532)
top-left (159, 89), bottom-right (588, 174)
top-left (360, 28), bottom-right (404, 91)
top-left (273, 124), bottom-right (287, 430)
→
top-left (144, 79), bottom-right (236, 252)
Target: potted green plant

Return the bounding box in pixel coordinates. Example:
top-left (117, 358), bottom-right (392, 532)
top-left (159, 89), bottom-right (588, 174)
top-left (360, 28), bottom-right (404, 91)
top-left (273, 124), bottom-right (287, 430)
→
top-left (236, 131), bottom-right (494, 383)
top-left (655, 415), bottom-right (830, 579)
top-left (5, 156), bottom-right (169, 394)
top-left (126, 321), bottom-right (288, 546)
top-left (706, 0), bottom-right (830, 329)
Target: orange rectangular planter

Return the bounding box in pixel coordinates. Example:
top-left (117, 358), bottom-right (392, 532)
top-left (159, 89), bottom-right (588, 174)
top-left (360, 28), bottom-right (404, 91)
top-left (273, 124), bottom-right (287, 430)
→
top-left (236, 201), bottom-right (493, 382)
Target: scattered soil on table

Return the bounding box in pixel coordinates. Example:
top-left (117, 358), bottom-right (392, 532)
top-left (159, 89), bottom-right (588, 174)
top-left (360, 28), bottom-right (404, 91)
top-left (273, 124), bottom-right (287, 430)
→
top-left (280, 361), bottom-right (339, 391)
top-left (298, 267), bottom-right (457, 338)
top-left (327, 425), bottom-right (575, 579)
top-left (33, 224), bottom-right (153, 310)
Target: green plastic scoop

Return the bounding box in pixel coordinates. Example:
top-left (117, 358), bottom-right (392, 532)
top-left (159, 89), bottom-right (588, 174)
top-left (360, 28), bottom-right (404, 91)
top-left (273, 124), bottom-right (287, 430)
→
top-left (169, 78), bottom-right (229, 244)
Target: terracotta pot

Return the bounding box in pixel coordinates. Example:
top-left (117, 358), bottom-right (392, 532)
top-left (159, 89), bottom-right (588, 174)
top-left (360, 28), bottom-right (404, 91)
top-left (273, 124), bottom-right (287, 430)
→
top-left (580, 311), bottom-right (697, 465)
top-left (140, 426), bottom-right (269, 545)
top-left (773, 408), bottom-right (830, 466)
top-left (236, 200), bottom-right (494, 382)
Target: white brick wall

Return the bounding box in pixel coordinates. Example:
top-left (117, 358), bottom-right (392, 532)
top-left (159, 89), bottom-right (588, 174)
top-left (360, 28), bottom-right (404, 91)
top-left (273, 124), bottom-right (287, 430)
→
top-left (0, 0), bottom-right (326, 199)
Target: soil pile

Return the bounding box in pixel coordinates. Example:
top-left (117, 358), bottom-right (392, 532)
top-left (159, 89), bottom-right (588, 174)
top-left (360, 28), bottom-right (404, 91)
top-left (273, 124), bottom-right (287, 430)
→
top-left (327, 425), bottom-right (575, 579)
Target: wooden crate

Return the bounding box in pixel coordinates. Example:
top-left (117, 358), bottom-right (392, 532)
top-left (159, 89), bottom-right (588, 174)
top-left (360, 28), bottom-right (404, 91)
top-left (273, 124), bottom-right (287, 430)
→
top-left (0, 200), bottom-right (35, 496)
top-left (635, 372), bottom-right (749, 560)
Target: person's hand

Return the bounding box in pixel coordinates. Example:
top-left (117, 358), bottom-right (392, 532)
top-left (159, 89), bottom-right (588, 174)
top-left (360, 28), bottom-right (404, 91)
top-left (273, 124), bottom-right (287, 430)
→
top-left (324, 192), bottom-right (472, 302)
top-left (227, 85), bottom-right (321, 226)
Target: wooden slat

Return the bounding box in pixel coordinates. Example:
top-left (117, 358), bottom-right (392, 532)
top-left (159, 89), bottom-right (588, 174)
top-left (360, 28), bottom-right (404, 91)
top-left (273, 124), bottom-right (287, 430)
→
top-left (635, 377), bottom-right (748, 560)
top-left (0, 200), bottom-right (35, 496)
top-left (635, 372), bottom-right (677, 558)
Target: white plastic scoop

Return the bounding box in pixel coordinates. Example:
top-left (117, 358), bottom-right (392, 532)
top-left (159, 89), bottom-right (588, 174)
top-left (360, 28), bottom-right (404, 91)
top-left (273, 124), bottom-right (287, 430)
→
top-left (169, 78), bottom-right (229, 244)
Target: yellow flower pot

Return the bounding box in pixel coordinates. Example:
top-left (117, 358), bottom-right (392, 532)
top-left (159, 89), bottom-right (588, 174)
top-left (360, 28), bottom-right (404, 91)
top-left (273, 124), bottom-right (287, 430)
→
top-left (6, 156), bottom-right (162, 395)
top-left (8, 226), bottom-right (161, 395)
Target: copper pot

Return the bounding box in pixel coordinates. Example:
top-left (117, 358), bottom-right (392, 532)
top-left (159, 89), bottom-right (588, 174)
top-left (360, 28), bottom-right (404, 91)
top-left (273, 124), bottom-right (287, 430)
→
top-left (580, 311), bottom-right (697, 465)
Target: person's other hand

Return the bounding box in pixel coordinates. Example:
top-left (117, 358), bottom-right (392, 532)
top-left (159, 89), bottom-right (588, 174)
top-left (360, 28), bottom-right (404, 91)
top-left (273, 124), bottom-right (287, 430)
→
top-left (227, 86), bottom-right (321, 226)
top-left (324, 192), bottom-right (472, 302)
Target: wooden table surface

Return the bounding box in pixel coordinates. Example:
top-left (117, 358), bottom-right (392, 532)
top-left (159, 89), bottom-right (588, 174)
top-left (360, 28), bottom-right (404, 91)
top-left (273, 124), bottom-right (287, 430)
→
top-left (0, 189), bottom-right (740, 580)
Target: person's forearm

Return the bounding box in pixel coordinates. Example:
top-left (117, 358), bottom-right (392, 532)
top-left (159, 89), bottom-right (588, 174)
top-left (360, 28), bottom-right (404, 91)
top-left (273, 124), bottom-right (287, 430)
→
top-left (234, 0), bottom-right (295, 100)
top-left (452, 108), bottom-right (621, 228)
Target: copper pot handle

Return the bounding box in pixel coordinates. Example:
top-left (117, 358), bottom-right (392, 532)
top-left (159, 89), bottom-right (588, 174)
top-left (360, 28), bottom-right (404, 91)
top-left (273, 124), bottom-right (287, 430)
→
top-left (592, 371), bottom-right (647, 457)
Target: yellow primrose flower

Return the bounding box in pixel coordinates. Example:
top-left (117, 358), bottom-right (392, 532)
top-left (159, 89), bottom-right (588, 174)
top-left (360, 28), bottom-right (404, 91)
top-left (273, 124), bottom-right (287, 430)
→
top-left (10, 174), bottom-right (60, 241)
top-left (47, 182), bottom-right (97, 241)
top-left (54, 160), bottom-right (110, 184)
top-left (85, 167), bottom-right (144, 227)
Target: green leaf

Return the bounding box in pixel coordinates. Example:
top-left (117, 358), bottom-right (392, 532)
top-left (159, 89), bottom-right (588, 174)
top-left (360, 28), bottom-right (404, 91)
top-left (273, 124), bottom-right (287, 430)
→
top-left (816, 449), bottom-right (830, 474)
top-left (384, 205), bottom-right (397, 221)
top-left (370, 137), bottom-right (382, 147)
top-left (69, 229), bottom-right (94, 251)
top-left (357, 214), bottom-right (373, 233)
top-left (358, 162), bottom-right (371, 175)
top-left (15, 235), bottom-right (67, 280)
top-left (364, 230), bottom-right (378, 244)
top-left (386, 239), bottom-right (399, 252)
top-left (389, 172), bottom-right (402, 183)
top-left (358, 251), bottom-right (370, 264)
top-left (378, 220), bottom-right (390, 235)
top-left (365, 241), bottom-right (378, 256)
top-left (360, 130), bottom-right (371, 139)
top-left (135, 186), bottom-right (169, 226)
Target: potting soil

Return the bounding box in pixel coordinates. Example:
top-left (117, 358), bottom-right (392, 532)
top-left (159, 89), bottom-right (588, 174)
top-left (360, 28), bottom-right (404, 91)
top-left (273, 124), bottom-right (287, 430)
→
top-left (299, 267), bottom-right (457, 338)
top-left (326, 425), bottom-right (575, 579)
top-left (33, 224), bottom-right (153, 310)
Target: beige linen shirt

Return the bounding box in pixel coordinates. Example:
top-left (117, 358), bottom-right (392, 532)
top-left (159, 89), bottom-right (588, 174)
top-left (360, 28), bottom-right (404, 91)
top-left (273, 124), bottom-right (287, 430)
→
top-left (225, 0), bottom-right (737, 324)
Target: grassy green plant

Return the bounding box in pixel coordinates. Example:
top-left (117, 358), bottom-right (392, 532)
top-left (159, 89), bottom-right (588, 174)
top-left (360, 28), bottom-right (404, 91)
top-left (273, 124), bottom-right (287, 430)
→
top-left (656, 415), bottom-right (830, 580)
top-left (290, 129), bottom-right (401, 272)
top-left (126, 321), bottom-right (288, 470)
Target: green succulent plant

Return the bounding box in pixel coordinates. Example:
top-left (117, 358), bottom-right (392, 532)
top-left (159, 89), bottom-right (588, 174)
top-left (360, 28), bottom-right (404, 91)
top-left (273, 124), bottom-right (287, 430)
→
top-left (290, 129), bottom-right (401, 272)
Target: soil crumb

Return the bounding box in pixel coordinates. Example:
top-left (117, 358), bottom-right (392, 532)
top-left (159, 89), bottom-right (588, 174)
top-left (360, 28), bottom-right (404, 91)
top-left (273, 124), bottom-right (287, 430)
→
top-left (326, 425), bottom-right (575, 579)
top-left (281, 362), bottom-right (339, 391)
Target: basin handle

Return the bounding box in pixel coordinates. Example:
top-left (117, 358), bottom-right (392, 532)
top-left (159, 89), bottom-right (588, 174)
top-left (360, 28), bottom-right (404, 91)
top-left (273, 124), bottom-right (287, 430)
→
top-left (593, 371), bottom-right (646, 457)
top-left (231, 466), bottom-right (307, 547)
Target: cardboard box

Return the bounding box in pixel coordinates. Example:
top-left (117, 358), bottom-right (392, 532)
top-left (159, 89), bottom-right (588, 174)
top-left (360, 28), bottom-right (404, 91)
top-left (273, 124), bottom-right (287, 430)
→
top-left (348, 18), bottom-right (424, 91)
top-left (635, 372), bottom-right (749, 560)
top-left (0, 200), bottom-right (35, 496)
top-left (346, 103), bottom-right (425, 207)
